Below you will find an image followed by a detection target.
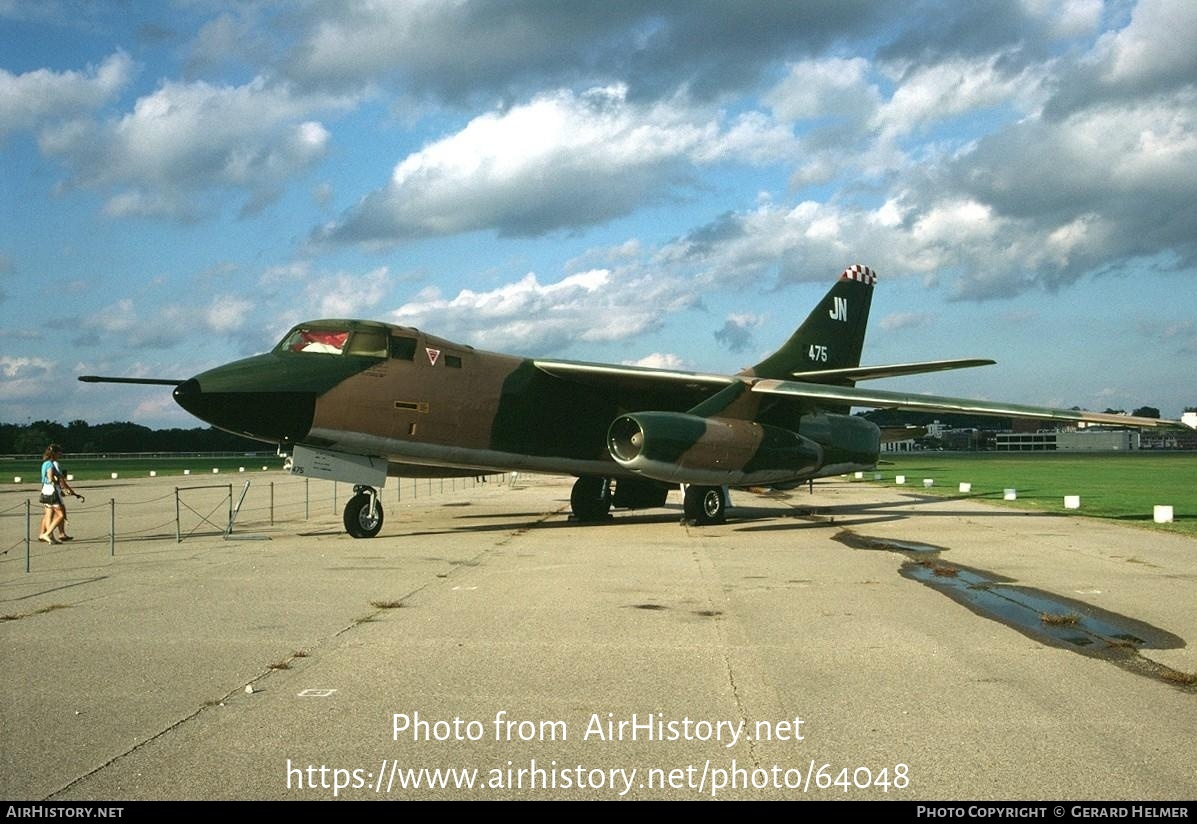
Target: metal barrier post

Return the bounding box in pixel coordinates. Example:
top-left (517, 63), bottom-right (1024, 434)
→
top-left (110, 498), bottom-right (115, 557)
top-left (270, 482), bottom-right (274, 526)
top-left (25, 499), bottom-right (31, 573)
top-left (175, 487), bottom-right (181, 543)
top-left (228, 481), bottom-right (250, 536)
top-left (305, 477), bottom-right (309, 520)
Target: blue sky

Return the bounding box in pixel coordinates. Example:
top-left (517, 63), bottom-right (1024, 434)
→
top-left (2, 0), bottom-right (1194, 429)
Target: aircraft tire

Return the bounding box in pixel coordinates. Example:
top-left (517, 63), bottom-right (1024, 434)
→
top-left (683, 485), bottom-right (726, 525)
top-left (344, 491), bottom-right (384, 538)
top-left (570, 476), bottom-right (612, 521)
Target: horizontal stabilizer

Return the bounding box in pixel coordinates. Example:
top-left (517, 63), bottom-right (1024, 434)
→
top-left (790, 358), bottom-right (995, 383)
top-left (752, 379), bottom-right (1190, 429)
top-left (78, 375), bottom-right (185, 386)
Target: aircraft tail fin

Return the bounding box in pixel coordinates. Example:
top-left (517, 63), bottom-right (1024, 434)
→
top-left (743, 264), bottom-right (875, 382)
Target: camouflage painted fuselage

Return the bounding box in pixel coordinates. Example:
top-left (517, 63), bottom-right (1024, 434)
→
top-left (173, 319), bottom-right (880, 487)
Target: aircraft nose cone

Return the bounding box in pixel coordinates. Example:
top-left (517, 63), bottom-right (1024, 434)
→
top-left (173, 378), bottom-right (200, 401)
top-left (173, 376), bottom-right (316, 445)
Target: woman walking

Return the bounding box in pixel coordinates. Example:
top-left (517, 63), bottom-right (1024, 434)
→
top-left (39, 444), bottom-right (78, 543)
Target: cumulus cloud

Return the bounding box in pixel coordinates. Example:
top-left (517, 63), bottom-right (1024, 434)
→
top-left (651, 6), bottom-right (1197, 302)
top-left (0, 356), bottom-right (56, 400)
top-left (390, 267), bottom-right (696, 354)
top-left (625, 352), bottom-right (687, 370)
top-left (67, 290), bottom-right (282, 354)
top-left (1090, 0), bottom-right (1197, 90)
top-left (713, 313), bottom-right (765, 353)
top-left (38, 77), bottom-right (349, 219)
top-left (314, 84), bottom-right (793, 244)
top-left (873, 55), bottom-right (1044, 138)
top-left (0, 51), bottom-right (133, 138)
top-left (205, 295), bottom-right (254, 333)
top-left (281, 1), bottom-right (889, 102)
top-left (69, 298), bottom-right (184, 350)
top-left (257, 263), bottom-right (394, 335)
top-left (185, 10), bottom-right (274, 76)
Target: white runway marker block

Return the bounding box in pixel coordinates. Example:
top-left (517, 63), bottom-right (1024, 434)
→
top-left (149, 471), bottom-right (156, 477)
top-left (110, 473), bottom-right (118, 479)
top-left (1153, 505), bottom-right (1174, 524)
top-left (239, 467), bottom-right (245, 472)
top-left (1064, 495), bottom-right (1081, 510)
top-left (959, 482), bottom-right (972, 493)
top-left (13, 477), bottom-right (20, 483)
top-left (874, 472), bottom-right (883, 480)
top-left (1004, 489), bottom-right (1017, 501)
top-left (854, 471), bottom-right (864, 479)
top-left (212, 467), bottom-right (220, 474)
top-left (895, 475), bottom-right (905, 485)
top-left (67, 474), bottom-right (74, 481)
top-left (184, 469), bottom-right (191, 475)
top-left (923, 479), bottom-right (934, 488)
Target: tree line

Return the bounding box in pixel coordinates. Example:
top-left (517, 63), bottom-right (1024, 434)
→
top-left (1, 420), bottom-right (265, 456)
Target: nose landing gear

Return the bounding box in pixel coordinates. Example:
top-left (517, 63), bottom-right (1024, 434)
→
top-left (344, 485), bottom-right (384, 538)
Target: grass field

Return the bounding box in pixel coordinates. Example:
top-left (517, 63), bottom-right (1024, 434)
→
top-left (869, 452), bottom-right (1197, 537)
top-left (2, 455), bottom-right (284, 483)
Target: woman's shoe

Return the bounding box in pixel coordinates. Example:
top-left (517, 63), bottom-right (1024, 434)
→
top-left (38, 533), bottom-right (52, 544)
top-left (59, 535), bottom-right (74, 542)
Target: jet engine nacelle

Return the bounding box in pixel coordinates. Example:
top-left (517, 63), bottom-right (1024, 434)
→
top-left (607, 411), bottom-right (823, 486)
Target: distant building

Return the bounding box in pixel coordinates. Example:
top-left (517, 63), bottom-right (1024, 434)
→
top-left (1141, 410), bottom-right (1197, 449)
top-left (993, 431), bottom-right (1059, 452)
top-left (994, 429), bottom-right (1140, 452)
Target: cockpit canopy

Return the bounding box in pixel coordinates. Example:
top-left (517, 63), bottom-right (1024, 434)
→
top-left (275, 322), bottom-right (391, 359)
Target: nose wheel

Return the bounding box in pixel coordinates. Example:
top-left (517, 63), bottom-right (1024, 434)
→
top-left (344, 486), bottom-right (384, 538)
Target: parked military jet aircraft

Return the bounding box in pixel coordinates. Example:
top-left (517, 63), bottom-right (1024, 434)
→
top-left (81, 265), bottom-right (1187, 537)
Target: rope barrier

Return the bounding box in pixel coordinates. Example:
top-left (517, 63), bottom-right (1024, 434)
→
top-left (1, 473), bottom-right (511, 573)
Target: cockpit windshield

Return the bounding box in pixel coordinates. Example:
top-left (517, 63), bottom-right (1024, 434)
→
top-left (282, 328), bottom-right (349, 354)
top-left (277, 326), bottom-right (388, 358)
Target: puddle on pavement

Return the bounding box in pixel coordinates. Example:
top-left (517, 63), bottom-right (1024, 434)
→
top-left (833, 530), bottom-right (1194, 690)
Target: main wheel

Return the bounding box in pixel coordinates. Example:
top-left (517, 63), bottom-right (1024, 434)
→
top-left (344, 491), bottom-right (384, 538)
top-left (683, 485), bottom-right (726, 525)
top-left (570, 476), bottom-right (612, 521)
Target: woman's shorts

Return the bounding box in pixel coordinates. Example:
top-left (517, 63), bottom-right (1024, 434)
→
top-left (40, 492), bottom-right (63, 506)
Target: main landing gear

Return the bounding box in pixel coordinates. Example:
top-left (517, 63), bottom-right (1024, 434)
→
top-left (682, 485), bottom-right (728, 526)
top-left (570, 476), bottom-right (612, 521)
top-left (344, 485), bottom-right (384, 538)
top-left (569, 476), bottom-right (729, 525)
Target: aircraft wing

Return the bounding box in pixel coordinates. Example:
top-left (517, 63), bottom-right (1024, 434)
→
top-left (535, 357), bottom-right (995, 391)
top-left (533, 359), bottom-right (737, 391)
top-left (790, 358), bottom-right (995, 382)
top-left (751, 379), bottom-right (1190, 429)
